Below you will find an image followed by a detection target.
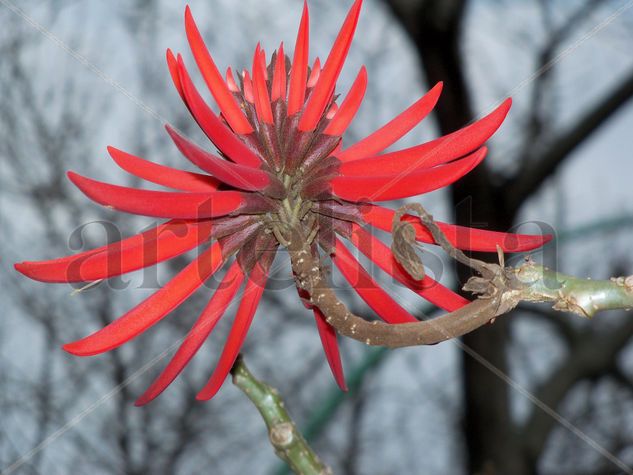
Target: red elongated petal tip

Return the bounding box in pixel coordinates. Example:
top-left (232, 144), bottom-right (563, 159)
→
top-left (166, 48), bottom-right (185, 100)
top-left (13, 220), bottom-right (213, 283)
top-left (287, 0), bottom-right (310, 115)
top-left (337, 81), bottom-right (443, 161)
top-left (135, 262), bottom-right (245, 406)
top-left (271, 42), bottom-right (287, 101)
top-left (63, 244), bottom-right (223, 356)
top-left (331, 147), bottom-right (487, 202)
top-left (299, 0), bottom-right (362, 131)
top-left (14, 262), bottom-right (32, 278)
top-left (67, 171), bottom-right (253, 219)
top-left (184, 6), bottom-right (253, 134)
top-left (175, 55), bottom-right (262, 168)
top-left (108, 145), bottom-right (220, 192)
top-left (252, 46), bottom-right (274, 124)
top-left (314, 308), bottom-right (348, 391)
top-left (323, 65), bottom-right (367, 136)
top-left (196, 262), bottom-right (270, 400)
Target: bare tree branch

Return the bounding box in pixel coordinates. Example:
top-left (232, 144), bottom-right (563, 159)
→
top-left (519, 0), bottom-right (609, 164)
top-left (505, 68), bottom-right (633, 214)
top-left (521, 314), bottom-right (633, 469)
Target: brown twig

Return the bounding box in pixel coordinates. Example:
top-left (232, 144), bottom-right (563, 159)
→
top-left (287, 204), bottom-right (633, 349)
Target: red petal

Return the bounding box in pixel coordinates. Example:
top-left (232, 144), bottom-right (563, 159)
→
top-left (360, 204), bottom-right (552, 252)
top-left (108, 146), bottom-right (219, 192)
top-left (226, 67), bottom-right (239, 92)
top-left (340, 98), bottom-right (512, 175)
top-left (135, 261), bottom-right (245, 405)
top-left (68, 172), bottom-right (263, 219)
top-left (63, 243), bottom-right (223, 356)
top-left (331, 147), bottom-right (487, 202)
top-left (196, 259), bottom-right (271, 400)
top-left (348, 224), bottom-right (468, 311)
top-left (271, 43), bottom-right (287, 101)
top-left (242, 70), bottom-right (255, 103)
top-left (314, 307), bottom-right (347, 391)
top-left (166, 48), bottom-right (185, 101)
top-left (307, 58), bottom-right (321, 88)
top-left (287, 0), bottom-right (310, 115)
top-left (324, 66), bottom-right (367, 135)
top-left (336, 82), bottom-right (443, 162)
top-left (252, 45), bottom-right (274, 124)
top-left (15, 220), bottom-right (213, 283)
top-left (165, 125), bottom-right (279, 194)
top-left (299, 0), bottom-right (362, 132)
top-left (184, 6), bottom-right (253, 134)
top-left (326, 102), bottom-right (339, 120)
top-left (258, 48), bottom-right (268, 80)
top-left (176, 56), bottom-right (261, 167)
top-left (332, 239), bottom-right (418, 324)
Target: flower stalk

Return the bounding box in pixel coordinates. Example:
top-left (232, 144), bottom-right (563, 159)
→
top-left (231, 355), bottom-right (331, 475)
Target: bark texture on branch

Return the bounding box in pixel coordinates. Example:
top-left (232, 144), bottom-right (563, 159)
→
top-left (287, 205), bottom-right (633, 349)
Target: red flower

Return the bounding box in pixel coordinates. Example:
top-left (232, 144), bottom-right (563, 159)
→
top-left (15, 0), bottom-right (550, 404)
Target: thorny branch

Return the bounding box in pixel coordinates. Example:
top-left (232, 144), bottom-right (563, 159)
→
top-left (288, 204), bottom-right (633, 349)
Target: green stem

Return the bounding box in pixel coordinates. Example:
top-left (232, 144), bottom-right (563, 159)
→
top-left (515, 264), bottom-right (633, 318)
top-left (231, 355), bottom-right (331, 475)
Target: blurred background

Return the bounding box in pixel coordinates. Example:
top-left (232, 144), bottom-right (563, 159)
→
top-left (1, 0), bottom-right (633, 474)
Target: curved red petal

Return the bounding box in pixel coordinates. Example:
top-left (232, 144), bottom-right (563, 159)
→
top-left (324, 66), bottom-right (367, 136)
top-left (184, 6), bottom-right (253, 134)
top-left (287, 0), bottom-right (310, 115)
top-left (196, 259), bottom-right (271, 400)
top-left (258, 48), bottom-right (268, 80)
top-left (348, 224), bottom-right (468, 311)
top-left (252, 46), bottom-right (274, 124)
top-left (15, 220), bottom-right (213, 283)
top-left (226, 67), bottom-right (239, 92)
top-left (135, 261), bottom-right (245, 405)
top-left (314, 307), bottom-right (347, 391)
top-left (166, 48), bottom-right (185, 101)
top-left (63, 243), bottom-right (224, 356)
top-left (242, 70), bottom-right (255, 103)
top-left (326, 102), bottom-right (339, 120)
top-left (340, 98), bottom-right (512, 175)
top-left (360, 204), bottom-right (552, 252)
top-left (336, 82), bottom-right (443, 162)
top-left (332, 239), bottom-right (418, 324)
top-left (331, 147), bottom-right (487, 202)
top-left (271, 43), bottom-right (287, 102)
top-left (176, 56), bottom-right (261, 167)
top-left (165, 125), bottom-right (278, 194)
top-left (299, 0), bottom-right (362, 132)
top-left (68, 172), bottom-right (263, 219)
top-left (108, 146), bottom-right (219, 192)
top-left (307, 58), bottom-right (321, 88)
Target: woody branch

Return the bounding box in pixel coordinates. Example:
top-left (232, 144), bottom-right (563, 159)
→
top-left (287, 204), bottom-right (633, 348)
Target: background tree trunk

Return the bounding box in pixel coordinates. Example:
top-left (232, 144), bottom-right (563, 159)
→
top-left (385, 0), bottom-right (633, 473)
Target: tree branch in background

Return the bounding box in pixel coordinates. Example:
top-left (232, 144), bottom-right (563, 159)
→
top-left (505, 68), bottom-right (633, 214)
top-left (230, 356), bottom-right (331, 475)
top-left (383, 2), bottom-right (633, 469)
top-left (521, 313), bottom-right (633, 469)
top-left (520, 0), bottom-right (609, 157)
